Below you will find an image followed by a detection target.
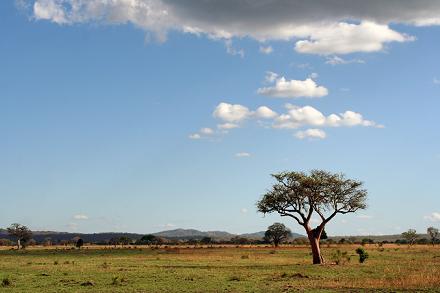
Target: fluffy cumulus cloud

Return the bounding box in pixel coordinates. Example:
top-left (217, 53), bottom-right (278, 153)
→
top-left (258, 74), bottom-right (328, 98)
top-left (255, 106), bottom-right (277, 119)
top-left (29, 0), bottom-right (440, 55)
top-left (294, 21), bottom-right (414, 55)
top-left (274, 104), bottom-right (382, 129)
top-left (295, 129), bottom-right (326, 140)
top-left (213, 102), bottom-right (252, 123)
top-left (208, 102), bottom-right (382, 140)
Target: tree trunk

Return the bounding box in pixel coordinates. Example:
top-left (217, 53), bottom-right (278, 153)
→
top-left (17, 238), bottom-right (21, 250)
top-left (307, 232), bottom-right (324, 264)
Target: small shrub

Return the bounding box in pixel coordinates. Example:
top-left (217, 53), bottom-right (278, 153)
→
top-left (111, 276), bottom-right (127, 285)
top-left (269, 250), bottom-right (276, 254)
top-left (1, 277), bottom-right (12, 287)
top-left (355, 247), bottom-right (369, 263)
top-left (53, 260), bottom-right (59, 265)
top-left (229, 275), bottom-right (240, 281)
top-left (80, 280), bottom-right (94, 286)
top-left (331, 249), bottom-right (351, 265)
top-left (241, 255), bottom-right (249, 259)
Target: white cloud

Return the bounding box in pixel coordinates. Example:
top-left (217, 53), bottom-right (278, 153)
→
top-left (225, 39), bottom-right (244, 57)
top-left (240, 208), bottom-right (248, 214)
top-left (433, 77), bottom-right (440, 84)
top-left (424, 212), bottom-right (440, 222)
top-left (235, 152), bottom-right (251, 157)
top-left (264, 71), bottom-right (278, 83)
top-left (217, 123), bottom-right (239, 130)
top-left (295, 21), bottom-right (414, 55)
top-left (30, 0), bottom-right (435, 55)
top-left (258, 75), bottom-right (328, 98)
top-left (200, 127), bottom-right (214, 135)
top-left (188, 133), bottom-right (201, 139)
top-left (295, 129), bottom-right (326, 140)
top-left (255, 106), bottom-right (277, 119)
top-left (308, 72), bottom-right (319, 79)
top-left (33, 0), bottom-right (67, 24)
top-left (73, 214), bottom-right (88, 220)
top-left (274, 104), bottom-right (382, 129)
top-left (213, 102), bottom-right (252, 123)
top-left (189, 127), bottom-right (215, 140)
top-left (259, 45), bottom-right (273, 54)
top-left (326, 56), bottom-right (365, 65)
top-left (209, 102), bottom-right (382, 139)
top-left (211, 102), bottom-right (381, 136)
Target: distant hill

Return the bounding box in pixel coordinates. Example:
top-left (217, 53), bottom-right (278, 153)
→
top-left (3, 227), bottom-right (426, 244)
top-left (152, 229), bottom-right (305, 240)
top-left (0, 228), bottom-right (305, 243)
top-left (152, 229), bottom-right (235, 240)
top-left (240, 231), bottom-right (304, 240)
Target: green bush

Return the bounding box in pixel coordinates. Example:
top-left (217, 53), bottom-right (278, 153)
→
top-left (355, 247), bottom-right (369, 263)
top-left (331, 249), bottom-right (351, 265)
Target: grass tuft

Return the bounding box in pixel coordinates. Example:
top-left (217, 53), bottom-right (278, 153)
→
top-left (1, 277), bottom-right (12, 287)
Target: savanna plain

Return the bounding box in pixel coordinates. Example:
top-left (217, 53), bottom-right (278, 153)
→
top-left (1, 244), bottom-right (439, 292)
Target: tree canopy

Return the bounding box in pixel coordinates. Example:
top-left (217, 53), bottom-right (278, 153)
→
top-left (264, 223), bottom-right (291, 247)
top-left (7, 223), bottom-right (32, 249)
top-left (257, 170), bottom-right (367, 264)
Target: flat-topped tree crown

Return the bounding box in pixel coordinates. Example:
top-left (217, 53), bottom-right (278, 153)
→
top-left (257, 170), bottom-right (367, 264)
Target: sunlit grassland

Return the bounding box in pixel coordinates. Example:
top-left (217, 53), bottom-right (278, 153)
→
top-left (1, 245), bottom-right (439, 292)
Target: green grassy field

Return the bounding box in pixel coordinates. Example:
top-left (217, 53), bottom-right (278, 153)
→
top-left (1, 245), bottom-right (439, 292)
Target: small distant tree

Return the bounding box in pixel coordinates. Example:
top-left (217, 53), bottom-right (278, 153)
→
top-left (200, 237), bottom-right (212, 245)
top-left (230, 236), bottom-right (249, 245)
top-left (402, 229), bottom-right (418, 246)
top-left (264, 223), bottom-right (291, 247)
top-left (361, 238), bottom-right (374, 245)
top-left (355, 247), bottom-right (369, 263)
top-left (7, 223), bottom-right (32, 249)
top-left (119, 236), bottom-right (131, 246)
top-left (137, 234), bottom-right (158, 246)
top-left (257, 170), bottom-right (367, 264)
top-left (427, 227), bottom-right (439, 246)
top-left (76, 238), bottom-right (84, 249)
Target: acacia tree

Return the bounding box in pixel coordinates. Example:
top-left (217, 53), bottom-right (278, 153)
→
top-left (402, 229), bottom-right (418, 246)
top-left (427, 227), bottom-right (439, 245)
top-left (7, 223), bottom-right (32, 249)
top-left (264, 223), bottom-right (291, 247)
top-left (257, 170), bottom-right (367, 264)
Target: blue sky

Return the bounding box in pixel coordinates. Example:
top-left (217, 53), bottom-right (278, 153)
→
top-left (1, 1), bottom-right (439, 236)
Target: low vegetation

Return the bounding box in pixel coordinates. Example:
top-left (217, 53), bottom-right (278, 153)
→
top-left (0, 245), bottom-right (439, 292)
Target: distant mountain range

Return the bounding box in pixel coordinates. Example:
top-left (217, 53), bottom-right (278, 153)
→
top-left (152, 228), bottom-right (304, 240)
top-left (0, 228), bottom-right (305, 243)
